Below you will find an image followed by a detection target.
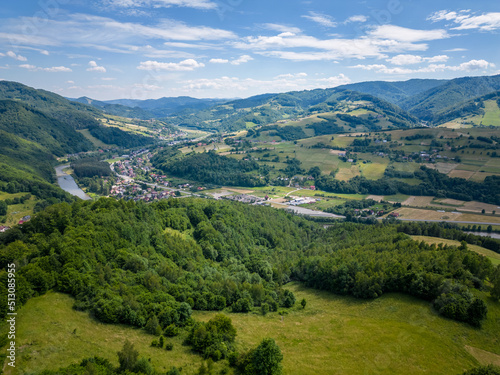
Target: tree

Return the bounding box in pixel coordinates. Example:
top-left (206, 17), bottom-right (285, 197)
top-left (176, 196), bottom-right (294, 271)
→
top-left (261, 303), bottom-right (269, 316)
top-left (466, 299), bottom-right (488, 327)
top-left (117, 340), bottom-right (139, 372)
top-left (300, 298), bottom-right (307, 309)
top-left (491, 265), bottom-right (500, 301)
top-left (462, 364), bottom-right (500, 375)
top-left (145, 315), bottom-right (162, 335)
top-left (0, 200), bottom-right (7, 216)
top-left (242, 338), bottom-right (283, 375)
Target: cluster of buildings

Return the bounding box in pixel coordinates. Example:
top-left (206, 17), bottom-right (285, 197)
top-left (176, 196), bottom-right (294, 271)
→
top-left (110, 180), bottom-right (177, 202)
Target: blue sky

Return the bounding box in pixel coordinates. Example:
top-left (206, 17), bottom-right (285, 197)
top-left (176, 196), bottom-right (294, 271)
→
top-left (0, 0), bottom-right (499, 100)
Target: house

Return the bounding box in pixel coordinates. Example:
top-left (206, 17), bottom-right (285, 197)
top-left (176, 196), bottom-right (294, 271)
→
top-left (0, 226), bottom-right (10, 232)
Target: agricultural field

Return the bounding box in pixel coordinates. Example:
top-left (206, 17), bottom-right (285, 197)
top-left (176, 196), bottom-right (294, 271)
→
top-left (8, 284), bottom-right (500, 375)
top-left (391, 207), bottom-right (500, 225)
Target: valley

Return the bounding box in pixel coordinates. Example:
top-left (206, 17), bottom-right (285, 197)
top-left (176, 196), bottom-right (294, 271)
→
top-left (1, 75), bottom-right (500, 375)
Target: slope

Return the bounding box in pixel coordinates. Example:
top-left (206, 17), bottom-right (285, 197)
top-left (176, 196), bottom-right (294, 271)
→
top-left (399, 74), bottom-right (500, 121)
top-left (0, 100), bottom-right (91, 200)
top-left (71, 96), bottom-right (156, 120)
top-left (105, 96), bottom-right (229, 117)
top-left (167, 87), bottom-right (419, 132)
top-left (0, 81), bottom-right (152, 148)
top-left (337, 78), bottom-right (447, 105)
top-left (432, 91), bottom-right (500, 126)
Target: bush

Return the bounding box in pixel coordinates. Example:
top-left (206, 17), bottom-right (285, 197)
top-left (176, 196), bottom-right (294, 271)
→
top-left (165, 342), bottom-right (174, 351)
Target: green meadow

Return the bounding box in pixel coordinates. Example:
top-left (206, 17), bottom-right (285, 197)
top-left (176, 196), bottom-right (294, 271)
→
top-left (6, 282), bottom-right (500, 375)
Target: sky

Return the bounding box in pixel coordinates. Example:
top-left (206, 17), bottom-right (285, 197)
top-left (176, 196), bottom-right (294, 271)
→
top-left (0, 0), bottom-right (499, 100)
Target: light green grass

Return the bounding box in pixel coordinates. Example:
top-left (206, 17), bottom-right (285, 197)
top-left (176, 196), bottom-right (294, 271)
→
top-left (196, 282), bottom-right (500, 375)
top-left (3, 292), bottom-right (208, 375)
top-left (411, 235), bottom-right (500, 266)
top-left (77, 129), bottom-right (115, 149)
top-left (3, 196), bottom-right (37, 226)
top-left (359, 162), bottom-right (388, 180)
top-left (10, 283), bottom-right (500, 375)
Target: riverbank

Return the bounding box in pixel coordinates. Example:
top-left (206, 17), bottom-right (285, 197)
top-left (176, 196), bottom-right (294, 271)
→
top-left (55, 165), bottom-right (91, 200)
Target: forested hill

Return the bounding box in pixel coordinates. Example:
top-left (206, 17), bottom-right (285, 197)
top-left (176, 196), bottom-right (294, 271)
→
top-left (0, 198), bottom-right (498, 336)
top-left (399, 74), bottom-right (500, 121)
top-left (165, 87), bottom-right (419, 132)
top-left (337, 78), bottom-right (446, 105)
top-left (0, 99), bottom-right (92, 202)
top-left (0, 81), bottom-right (152, 148)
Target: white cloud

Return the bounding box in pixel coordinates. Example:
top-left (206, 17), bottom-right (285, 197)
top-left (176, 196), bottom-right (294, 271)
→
top-left (302, 11), bottom-right (337, 28)
top-left (316, 74), bottom-right (351, 87)
top-left (274, 72), bottom-right (308, 79)
top-left (210, 58), bottom-right (229, 64)
top-left (386, 54), bottom-right (448, 65)
top-left (67, 80), bottom-right (75, 84)
top-left (455, 59), bottom-right (495, 71)
top-left (137, 59), bottom-right (205, 71)
top-left (209, 55), bottom-right (253, 65)
top-left (261, 23), bottom-right (302, 34)
top-left (234, 24), bottom-right (452, 62)
top-left (20, 64), bottom-right (72, 72)
top-left (6, 51), bottom-right (27, 61)
top-left (345, 15), bottom-right (368, 23)
top-left (444, 48), bottom-right (467, 52)
top-left (230, 55), bottom-right (253, 65)
top-left (180, 73), bottom-right (352, 96)
top-left (87, 60), bottom-right (106, 73)
top-left (106, 0), bottom-right (217, 9)
top-left (368, 25), bottom-right (449, 42)
top-left (428, 10), bottom-right (500, 31)
top-left (351, 59), bottom-right (494, 74)
top-left (0, 13), bottom-right (236, 54)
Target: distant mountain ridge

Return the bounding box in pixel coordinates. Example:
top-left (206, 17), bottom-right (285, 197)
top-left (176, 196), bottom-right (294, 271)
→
top-left (337, 79), bottom-right (447, 105)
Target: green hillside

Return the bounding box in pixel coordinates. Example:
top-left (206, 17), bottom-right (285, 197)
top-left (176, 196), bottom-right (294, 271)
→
top-left (0, 198), bottom-right (499, 373)
top-left (166, 88), bottom-right (419, 132)
top-left (337, 78), bottom-right (447, 105)
top-left (0, 81), bottom-right (153, 148)
top-left (400, 74), bottom-right (500, 121)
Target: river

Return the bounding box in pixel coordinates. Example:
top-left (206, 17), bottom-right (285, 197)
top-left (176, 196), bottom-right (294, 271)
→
top-left (55, 165), bottom-right (92, 200)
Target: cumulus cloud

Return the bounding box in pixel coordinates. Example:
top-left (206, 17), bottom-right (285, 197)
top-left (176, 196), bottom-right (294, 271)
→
top-left (368, 25), bottom-right (449, 42)
top-left (209, 58), bottom-right (229, 64)
top-left (209, 55), bottom-right (253, 65)
top-left (351, 59), bottom-right (494, 74)
top-left (386, 54), bottom-right (449, 65)
top-left (137, 59), bottom-right (205, 71)
top-left (230, 55), bottom-right (253, 65)
top-left (6, 51), bottom-right (27, 61)
top-left (20, 64), bottom-right (72, 72)
top-left (428, 10), bottom-right (500, 31)
top-left (345, 15), bottom-right (368, 23)
top-left (87, 60), bottom-right (106, 72)
top-left (302, 11), bottom-right (337, 28)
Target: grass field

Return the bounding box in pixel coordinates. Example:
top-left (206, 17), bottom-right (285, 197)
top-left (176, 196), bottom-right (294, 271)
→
top-left (411, 235), bottom-right (500, 266)
top-left (6, 283), bottom-right (500, 375)
top-left (77, 129), bottom-right (115, 149)
top-left (3, 196), bottom-right (37, 226)
top-left (3, 293), bottom-right (206, 375)
top-left (359, 162), bottom-right (388, 180)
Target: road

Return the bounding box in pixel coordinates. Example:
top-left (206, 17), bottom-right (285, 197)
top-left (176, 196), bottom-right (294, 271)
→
top-left (392, 218), bottom-right (500, 226)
